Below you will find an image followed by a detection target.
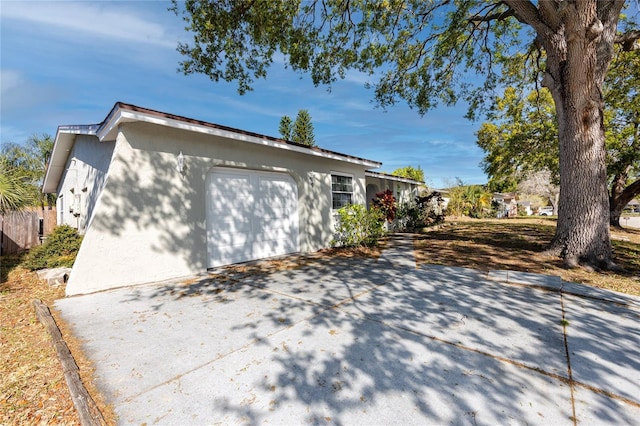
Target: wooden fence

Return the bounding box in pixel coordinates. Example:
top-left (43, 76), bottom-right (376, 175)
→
top-left (1, 208), bottom-right (57, 256)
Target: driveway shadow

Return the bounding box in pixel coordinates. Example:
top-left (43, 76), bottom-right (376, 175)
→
top-left (55, 249), bottom-right (640, 424)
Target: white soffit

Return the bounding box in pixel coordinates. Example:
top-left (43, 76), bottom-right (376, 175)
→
top-left (43, 125), bottom-right (98, 194)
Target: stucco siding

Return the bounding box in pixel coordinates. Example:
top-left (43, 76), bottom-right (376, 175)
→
top-left (365, 176), bottom-right (418, 206)
top-left (55, 134), bottom-right (115, 233)
top-left (66, 122), bottom-right (369, 295)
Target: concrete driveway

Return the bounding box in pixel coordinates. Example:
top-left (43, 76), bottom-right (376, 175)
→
top-left (55, 237), bottom-right (640, 425)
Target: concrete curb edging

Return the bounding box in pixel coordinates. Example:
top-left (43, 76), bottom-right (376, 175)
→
top-left (487, 269), bottom-right (640, 310)
top-left (32, 299), bottom-right (106, 426)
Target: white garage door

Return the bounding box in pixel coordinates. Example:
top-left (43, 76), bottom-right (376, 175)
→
top-left (206, 168), bottom-right (299, 268)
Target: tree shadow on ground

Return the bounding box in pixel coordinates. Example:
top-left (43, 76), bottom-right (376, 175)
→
top-left (415, 221), bottom-right (640, 295)
top-left (57, 243), bottom-right (639, 424)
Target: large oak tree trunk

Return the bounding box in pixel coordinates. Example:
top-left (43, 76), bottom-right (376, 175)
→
top-left (551, 88), bottom-right (612, 268)
top-left (538, 2), bottom-right (619, 269)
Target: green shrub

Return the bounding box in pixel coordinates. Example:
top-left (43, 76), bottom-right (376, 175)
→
top-left (22, 225), bottom-right (83, 271)
top-left (332, 204), bottom-right (385, 247)
top-left (396, 191), bottom-right (445, 231)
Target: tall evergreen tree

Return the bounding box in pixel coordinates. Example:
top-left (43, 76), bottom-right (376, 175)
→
top-left (291, 109), bottom-right (316, 147)
top-left (279, 115), bottom-right (293, 140)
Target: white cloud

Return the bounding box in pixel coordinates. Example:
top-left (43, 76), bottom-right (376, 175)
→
top-left (0, 69), bottom-right (50, 108)
top-left (0, 124), bottom-right (31, 144)
top-left (0, 68), bottom-right (61, 124)
top-left (343, 69), bottom-right (375, 85)
top-left (0, 1), bottom-right (176, 48)
top-left (0, 69), bottom-right (22, 92)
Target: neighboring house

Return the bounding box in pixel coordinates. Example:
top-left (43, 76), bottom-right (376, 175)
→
top-left (493, 192), bottom-right (518, 218)
top-left (517, 200), bottom-right (533, 216)
top-left (624, 199), bottom-right (640, 213)
top-left (43, 102), bottom-right (423, 295)
top-left (493, 193), bottom-right (535, 217)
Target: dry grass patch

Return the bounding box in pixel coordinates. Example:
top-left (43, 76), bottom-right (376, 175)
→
top-left (211, 241), bottom-right (386, 278)
top-left (1, 254), bottom-right (115, 425)
top-left (415, 218), bottom-right (640, 296)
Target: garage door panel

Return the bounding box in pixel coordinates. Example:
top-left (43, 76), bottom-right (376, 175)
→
top-left (252, 239), bottom-right (293, 259)
top-left (258, 218), bottom-right (290, 232)
top-left (259, 212), bottom-right (289, 224)
top-left (210, 195), bottom-right (254, 213)
top-left (212, 230), bottom-right (251, 246)
top-left (254, 228), bottom-right (292, 242)
top-left (207, 169), bottom-right (299, 268)
top-left (212, 174), bottom-right (251, 188)
top-left (216, 244), bottom-right (255, 265)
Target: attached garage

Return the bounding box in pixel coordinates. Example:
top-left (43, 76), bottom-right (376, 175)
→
top-left (206, 168), bottom-right (299, 268)
top-left (45, 102), bottom-right (391, 295)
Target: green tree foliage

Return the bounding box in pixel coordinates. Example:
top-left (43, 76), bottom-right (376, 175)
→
top-left (0, 160), bottom-right (35, 214)
top-left (605, 46), bottom-right (640, 226)
top-left (279, 110), bottom-right (316, 146)
top-left (477, 88), bottom-right (559, 192)
top-left (0, 134), bottom-right (54, 213)
top-left (391, 166), bottom-right (424, 182)
top-left (447, 181), bottom-right (493, 219)
top-left (279, 115), bottom-right (293, 140)
top-left (477, 47), bottom-right (639, 227)
top-left (291, 109), bottom-right (316, 147)
top-left (171, 1), bottom-right (640, 269)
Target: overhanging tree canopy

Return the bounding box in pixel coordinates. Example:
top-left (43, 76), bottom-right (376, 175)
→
top-left (172, 0), bottom-right (640, 269)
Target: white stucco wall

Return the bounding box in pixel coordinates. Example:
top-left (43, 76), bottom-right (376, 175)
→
top-left (66, 122), bottom-right (369, 295)
top-left (55, 135), bottom-right (115, 233)
top-left (365, 176), bottom-right (419, 207)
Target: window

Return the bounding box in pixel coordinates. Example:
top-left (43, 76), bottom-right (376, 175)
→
top-left (331, 174), bottom-right (353, 209)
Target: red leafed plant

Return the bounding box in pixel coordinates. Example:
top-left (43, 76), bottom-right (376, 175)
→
top-left (372, 189), bottom-right (397, 222)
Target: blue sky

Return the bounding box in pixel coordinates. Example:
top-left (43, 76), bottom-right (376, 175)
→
top-left (0, 0), bottom-right (487, 188)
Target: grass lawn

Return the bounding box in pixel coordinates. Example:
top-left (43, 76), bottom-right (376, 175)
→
top-left (1, 218), bottom-right (638, 424)
top-left (414, 217), bottom-right (640, 296)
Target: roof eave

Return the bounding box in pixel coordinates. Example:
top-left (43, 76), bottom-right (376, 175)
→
top-left (365, 171), bottom-right (424, 185)
top-left (43, 102), bottom-right (383, 194)
top-left (42, 125), bottom-right (98, 194)
top-left (103, 103), bottom-right (382, 168)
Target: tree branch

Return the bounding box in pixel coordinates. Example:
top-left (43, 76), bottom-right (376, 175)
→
top-left (538, 0), bottom-right (561, 31)
top-left (469, 6), bottom-right (516, 24)
top-left (613, 177), bottom-right (640, 207)
top-left (503, 1), bottom-right (555, 42)
top-left (615, 30), bottom-right (640, 51)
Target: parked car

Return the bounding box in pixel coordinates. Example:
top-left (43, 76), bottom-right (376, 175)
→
top-left (539, 206), bottom-right (554, 216)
